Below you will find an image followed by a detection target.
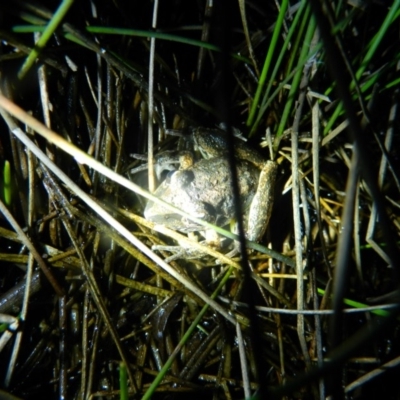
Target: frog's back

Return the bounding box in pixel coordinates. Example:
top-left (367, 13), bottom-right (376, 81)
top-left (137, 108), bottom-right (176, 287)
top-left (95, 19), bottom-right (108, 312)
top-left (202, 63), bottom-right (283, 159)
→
top-left (187, 157), bottom-right (259, 220)
top-left (144, 157), bottom-right (259, 233)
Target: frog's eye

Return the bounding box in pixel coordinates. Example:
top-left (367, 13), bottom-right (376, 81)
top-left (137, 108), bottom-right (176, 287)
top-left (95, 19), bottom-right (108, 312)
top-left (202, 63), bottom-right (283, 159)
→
top-left (169, 170), bottom-right (194, 188)
top-left (165, 171), bottom-right (175, 184)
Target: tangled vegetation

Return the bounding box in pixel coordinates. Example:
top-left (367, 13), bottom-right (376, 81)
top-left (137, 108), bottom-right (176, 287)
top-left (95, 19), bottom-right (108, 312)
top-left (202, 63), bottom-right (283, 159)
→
top-left (0, 0), bottom-right (400, 399)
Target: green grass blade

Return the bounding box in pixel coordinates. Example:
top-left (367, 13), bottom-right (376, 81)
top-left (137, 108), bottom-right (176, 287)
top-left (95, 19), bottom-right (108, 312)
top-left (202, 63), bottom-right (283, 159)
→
top-left (18, 0), bottom-right (75, 79)
top-left (142, 267), bottom-right (234, 400)
top-left (275, 15), bottom-right (317, 139)
top-left (13, 25), bottom-right (251, 63)
top-left (317, 288), bottom-right (392, 318)
top-left (356, 2), bottom-right (400, 82)
top-left (323, 2), bottom-right (400, 134)
top-left (119, 363), bottom-right (128, 400)
top-left (3, 161), bottom-right (11, 206)
top-left (249, 0), bottom-right (308, 136)
top-left (246, 0), bottom-right (289, 128)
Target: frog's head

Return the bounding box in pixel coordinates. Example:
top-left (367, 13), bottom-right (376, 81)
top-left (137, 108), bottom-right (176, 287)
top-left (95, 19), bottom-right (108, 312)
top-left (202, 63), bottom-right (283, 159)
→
top-left (192, 127), bottom-right (229, 159)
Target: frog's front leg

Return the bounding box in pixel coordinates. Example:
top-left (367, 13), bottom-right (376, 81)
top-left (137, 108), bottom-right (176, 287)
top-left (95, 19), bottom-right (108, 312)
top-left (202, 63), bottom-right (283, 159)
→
top-left (227, 160), bottom-right (278, 258)
top-left (152, 230), bottom-right (223, 262)
top-left (151, 241), bottom-right (202, 263)
top-left (246, 160), bottom-right (278, 242)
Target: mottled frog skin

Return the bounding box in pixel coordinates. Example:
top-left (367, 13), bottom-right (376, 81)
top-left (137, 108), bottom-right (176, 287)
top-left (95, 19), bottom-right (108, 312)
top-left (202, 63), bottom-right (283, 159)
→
top-left (144, 128), bottom-right (277, 258)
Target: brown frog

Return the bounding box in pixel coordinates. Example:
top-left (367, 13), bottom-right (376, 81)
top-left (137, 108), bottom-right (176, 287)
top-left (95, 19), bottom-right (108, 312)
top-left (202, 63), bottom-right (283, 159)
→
top-left (144, 128), bottom-right (277, 259)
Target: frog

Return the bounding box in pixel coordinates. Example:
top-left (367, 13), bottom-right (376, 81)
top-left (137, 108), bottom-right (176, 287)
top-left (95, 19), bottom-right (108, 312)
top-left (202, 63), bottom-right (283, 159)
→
top-left (144, 127), bottom-right (277, 260)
